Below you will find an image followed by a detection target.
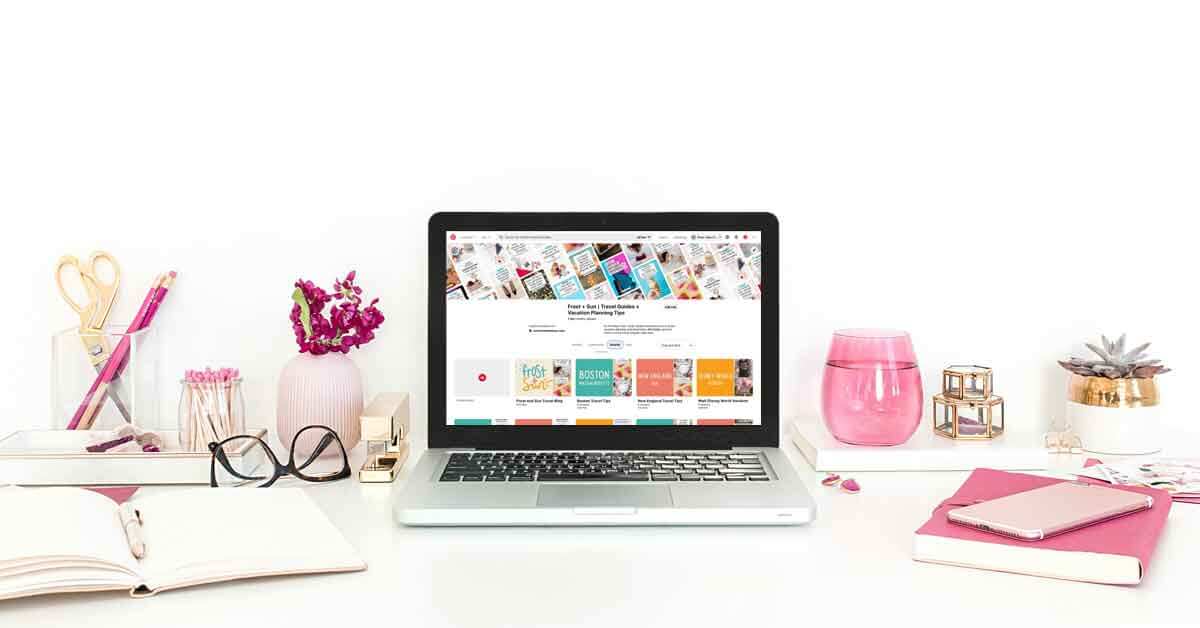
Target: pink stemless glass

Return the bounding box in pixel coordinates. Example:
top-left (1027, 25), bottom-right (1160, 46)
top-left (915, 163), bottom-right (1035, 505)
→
top-left (821, 329), bottom-right (923, 446)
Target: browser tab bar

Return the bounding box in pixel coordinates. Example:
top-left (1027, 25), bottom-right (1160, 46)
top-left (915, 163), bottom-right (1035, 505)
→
top-left (448, 230), bottom-right (761, 243)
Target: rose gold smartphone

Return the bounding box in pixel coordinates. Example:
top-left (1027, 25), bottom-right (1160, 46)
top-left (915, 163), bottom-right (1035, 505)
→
top-left (947, 482), bottom-right (1153, 541)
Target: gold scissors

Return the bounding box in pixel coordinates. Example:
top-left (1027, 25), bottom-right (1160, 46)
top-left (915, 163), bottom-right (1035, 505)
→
top-left (56, 251), bottom-right (133, 422)
top-left (56, 251), bottom-right (121, 336)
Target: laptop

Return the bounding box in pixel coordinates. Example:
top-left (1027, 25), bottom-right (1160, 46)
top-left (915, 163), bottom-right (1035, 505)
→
top-left (394, 212), bottom-right (815, 526)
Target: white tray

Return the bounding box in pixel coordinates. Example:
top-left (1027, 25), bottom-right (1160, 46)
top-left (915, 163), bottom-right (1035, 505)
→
top-left (790, 418), bottom-right (1049, 472)
top-left (0, 429), bottom-right (269, 486)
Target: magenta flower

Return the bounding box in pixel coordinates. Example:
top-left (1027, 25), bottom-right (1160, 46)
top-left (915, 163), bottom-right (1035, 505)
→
top-left (290, 271), bottom-right (385, 354)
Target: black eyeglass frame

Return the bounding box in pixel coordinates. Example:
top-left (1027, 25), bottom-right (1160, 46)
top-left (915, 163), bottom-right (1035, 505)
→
top-left (208, 425), bottom-right (352, 488)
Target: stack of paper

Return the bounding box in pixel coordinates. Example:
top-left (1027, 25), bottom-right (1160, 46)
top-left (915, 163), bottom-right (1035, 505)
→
top-left (1077, 458), bottom-right (1200, 503)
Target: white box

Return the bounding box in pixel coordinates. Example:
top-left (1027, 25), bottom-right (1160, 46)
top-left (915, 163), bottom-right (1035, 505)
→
top-left (0, 429), bottom-right (269, 486)
top-left (790, 418), bottom-right (1049, 472)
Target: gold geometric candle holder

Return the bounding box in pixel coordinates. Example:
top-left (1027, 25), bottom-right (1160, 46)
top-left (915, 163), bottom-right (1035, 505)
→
top-left (933, 365), bottom-right (1005, 440)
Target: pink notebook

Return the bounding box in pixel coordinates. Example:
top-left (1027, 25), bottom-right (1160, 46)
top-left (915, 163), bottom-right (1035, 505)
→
top-left (913, 468), bottom-right (1171, 585)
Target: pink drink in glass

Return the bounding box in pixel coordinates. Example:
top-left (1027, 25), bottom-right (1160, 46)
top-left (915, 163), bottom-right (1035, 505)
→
top-left (821, 329), bottom-right (923, 446)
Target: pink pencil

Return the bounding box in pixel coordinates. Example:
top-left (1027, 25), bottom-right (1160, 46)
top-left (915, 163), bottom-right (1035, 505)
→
top-left (136, 271), bottom-right (175, 331)
top-left (67, 274), bottom-right (163, 430)
top-left (68, 272), bottom-right (176, 430)
top-left (126, 274), bottom-right (165, 332)
top-left (109, 271), bottom-right (175, 377)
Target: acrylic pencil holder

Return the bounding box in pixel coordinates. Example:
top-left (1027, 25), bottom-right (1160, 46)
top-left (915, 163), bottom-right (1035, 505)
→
top-left (178, 378), bottom-right (246, 452)
top-left (50, 325), bottom-right (163, 434)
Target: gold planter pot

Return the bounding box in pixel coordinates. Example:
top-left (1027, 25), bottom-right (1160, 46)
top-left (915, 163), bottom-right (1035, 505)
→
top-left (1066, 374), bottom-right (1162, 455)
top-left (1067, 374), bottom-right (1159, 409)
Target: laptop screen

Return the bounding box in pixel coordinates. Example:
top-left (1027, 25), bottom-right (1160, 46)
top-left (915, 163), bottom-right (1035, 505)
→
top-left (444, 230), bottom-right (762, 428)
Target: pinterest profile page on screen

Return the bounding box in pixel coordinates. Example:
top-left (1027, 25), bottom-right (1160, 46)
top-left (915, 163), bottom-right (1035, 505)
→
top-left (444, 230), bottom-right (762, 428)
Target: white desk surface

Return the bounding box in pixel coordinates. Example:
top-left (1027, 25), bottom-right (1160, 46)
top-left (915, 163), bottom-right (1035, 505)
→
top-left (2, 443), bottom-right (1195, 627)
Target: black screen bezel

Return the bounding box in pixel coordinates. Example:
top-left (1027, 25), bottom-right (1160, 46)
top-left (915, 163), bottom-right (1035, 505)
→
top-left (428, 211), bottom-right (779, 450)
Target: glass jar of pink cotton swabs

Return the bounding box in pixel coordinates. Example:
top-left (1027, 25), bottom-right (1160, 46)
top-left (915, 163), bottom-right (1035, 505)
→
top-left (179, 368), bottom-right (246, 452)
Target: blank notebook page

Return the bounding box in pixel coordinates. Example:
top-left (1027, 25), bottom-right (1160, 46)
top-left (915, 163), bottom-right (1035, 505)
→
top-left (135, 488), bottom-right (364, 590)
top-left (0, 487), bottom-right (134, 570)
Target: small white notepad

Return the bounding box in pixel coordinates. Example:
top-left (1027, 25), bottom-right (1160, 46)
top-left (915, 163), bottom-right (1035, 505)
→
top-left (0, 487), bottom-right (365, 601)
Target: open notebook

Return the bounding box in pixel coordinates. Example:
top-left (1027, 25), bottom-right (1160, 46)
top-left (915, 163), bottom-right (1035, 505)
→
top-left (0, 486), bottom-right (365, 601)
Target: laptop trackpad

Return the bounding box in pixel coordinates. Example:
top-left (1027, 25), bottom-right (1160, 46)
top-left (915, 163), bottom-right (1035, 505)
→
top-left (536, 485), bottom-right (673, 508)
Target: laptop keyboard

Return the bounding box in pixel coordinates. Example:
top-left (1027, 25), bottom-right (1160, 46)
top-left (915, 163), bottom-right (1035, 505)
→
top-left (439, 451), bottom-right (770, 482)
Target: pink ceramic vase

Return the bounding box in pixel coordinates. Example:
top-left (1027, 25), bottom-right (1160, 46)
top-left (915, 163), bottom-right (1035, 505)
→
top-left (276, 352), bottom-right (363, 458)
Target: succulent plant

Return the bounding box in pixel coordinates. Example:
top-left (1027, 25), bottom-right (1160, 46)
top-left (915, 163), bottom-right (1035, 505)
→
top-left (1058, 333), bottom-right (1171, 379)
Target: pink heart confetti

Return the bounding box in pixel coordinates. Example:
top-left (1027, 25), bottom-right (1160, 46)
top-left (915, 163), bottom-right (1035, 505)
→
top-left (840, 478), bottom-right (861, 494)
top-left (821, 473), bottom-right (841, 487)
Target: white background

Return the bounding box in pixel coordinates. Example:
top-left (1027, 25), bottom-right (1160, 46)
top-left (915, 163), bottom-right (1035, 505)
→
top-left (2, 1), bottom-right (1198, 445)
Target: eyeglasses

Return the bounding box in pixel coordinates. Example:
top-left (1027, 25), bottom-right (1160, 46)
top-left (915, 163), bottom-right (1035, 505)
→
top-left (208, 426), bottom-right (351, 487)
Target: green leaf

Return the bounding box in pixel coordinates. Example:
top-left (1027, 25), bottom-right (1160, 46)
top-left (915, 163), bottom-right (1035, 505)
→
top-left (292, 287), bottom-right (313, 340)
